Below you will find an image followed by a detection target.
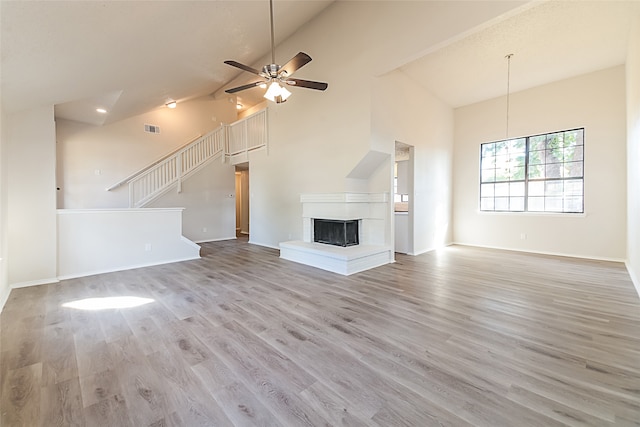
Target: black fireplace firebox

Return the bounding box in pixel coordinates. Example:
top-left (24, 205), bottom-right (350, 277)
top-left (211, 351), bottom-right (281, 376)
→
top-left (313, 219), bottom-right (359, 247)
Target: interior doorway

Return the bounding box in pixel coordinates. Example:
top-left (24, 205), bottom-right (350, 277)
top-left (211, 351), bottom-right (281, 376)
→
top-left (394, 141), bottom-right (413, 254)
top-left (235, 163), bottom-right (250, 239)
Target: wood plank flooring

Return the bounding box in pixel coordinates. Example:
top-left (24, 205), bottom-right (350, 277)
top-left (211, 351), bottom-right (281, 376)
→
top-left (1, 239), bottom-right (639, 426)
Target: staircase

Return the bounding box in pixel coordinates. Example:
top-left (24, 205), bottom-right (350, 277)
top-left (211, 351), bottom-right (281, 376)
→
top-left (107, 109), bottom-right (267, 208)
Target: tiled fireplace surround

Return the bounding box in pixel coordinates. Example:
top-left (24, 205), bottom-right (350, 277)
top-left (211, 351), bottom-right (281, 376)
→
top-left (279, 193), bottom-right (393, 275)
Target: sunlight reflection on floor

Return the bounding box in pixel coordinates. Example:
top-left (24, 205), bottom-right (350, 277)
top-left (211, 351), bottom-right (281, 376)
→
top-left (62, 296), bottom-right (154, 310)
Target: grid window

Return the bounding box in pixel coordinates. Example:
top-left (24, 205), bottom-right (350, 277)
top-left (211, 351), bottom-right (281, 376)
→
top-left (480, 129), bottom-right (584, 213)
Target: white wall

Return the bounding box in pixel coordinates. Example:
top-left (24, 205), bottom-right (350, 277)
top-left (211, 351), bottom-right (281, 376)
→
top-left (57, 208), bottom-right (200, 279)
top-left (453, 66), bottom-right (627, 261)
top-left (372, 70), bottom-right (454, 255)
top-left (7, 105), bottom-right (59, 286)
top-left (57, 95), bottom-right (237, 208)
top-left (246, 1), bottom-right (521, 249)
top-left (146, 158), bottom-right (236, 243)
top-left (627, 10), bottom-right (640, 294)
top-left (0, 105), bottom-right (9, 309)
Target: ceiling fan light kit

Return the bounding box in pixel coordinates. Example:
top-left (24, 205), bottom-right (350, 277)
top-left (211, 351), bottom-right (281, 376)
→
top-left (223, 0), bottom-right (327, 103)
top-left (264, 81), bottom-right (291, 103)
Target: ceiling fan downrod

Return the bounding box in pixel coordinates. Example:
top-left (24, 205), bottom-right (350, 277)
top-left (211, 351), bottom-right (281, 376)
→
top-left (269, 0), bottom-right (276, 66)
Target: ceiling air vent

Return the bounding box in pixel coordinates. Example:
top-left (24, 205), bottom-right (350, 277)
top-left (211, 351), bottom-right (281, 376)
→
top-left (144, 124), bottom-right (161, 134)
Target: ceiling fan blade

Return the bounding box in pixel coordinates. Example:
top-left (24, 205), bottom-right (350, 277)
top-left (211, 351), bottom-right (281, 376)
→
top-left (225, 81), bottom-right (265, 94)
top-left (224, 60), bottom-right (261, 75)
top-left (285, 78), bottom-right (328, 91)
top-left (279, 52), bottom-right (312, 77)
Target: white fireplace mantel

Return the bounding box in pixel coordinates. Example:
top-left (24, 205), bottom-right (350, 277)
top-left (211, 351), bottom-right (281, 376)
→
top-left (300, 192), bottom-right (389, 246)
top-left (300, 193), bottom-right (389, 203)
top-left (279, 192), bottom-right (393, 275)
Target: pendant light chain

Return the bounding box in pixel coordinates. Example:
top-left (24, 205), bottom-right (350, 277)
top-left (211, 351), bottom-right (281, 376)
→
top-left (505, 53), bottom-right (513, 140)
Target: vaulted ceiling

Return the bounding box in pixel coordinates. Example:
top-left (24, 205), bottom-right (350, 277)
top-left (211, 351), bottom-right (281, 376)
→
top-left (1, 1), bottom-right (638, 126)
top-left (400, 0), bottom-right (638, 108)
top-left (1, 0), bottom-right (334, 125)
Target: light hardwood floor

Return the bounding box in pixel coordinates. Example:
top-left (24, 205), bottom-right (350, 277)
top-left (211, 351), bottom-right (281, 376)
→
top-left (1, 239), bottom-right (639, 426)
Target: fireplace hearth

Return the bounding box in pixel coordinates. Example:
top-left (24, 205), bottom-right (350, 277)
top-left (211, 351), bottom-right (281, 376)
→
top-left (314, 219), bottom-right (359, 247)
top-left (279, 192), bottom-right (392, 275)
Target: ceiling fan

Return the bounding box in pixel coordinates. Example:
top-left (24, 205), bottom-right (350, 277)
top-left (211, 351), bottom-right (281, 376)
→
top-left (224, 0), bottom-right (328, 103)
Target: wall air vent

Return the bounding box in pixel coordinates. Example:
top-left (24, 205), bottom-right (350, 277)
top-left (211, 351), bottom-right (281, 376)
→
top-left (144, 124), bottom-right (161, 134)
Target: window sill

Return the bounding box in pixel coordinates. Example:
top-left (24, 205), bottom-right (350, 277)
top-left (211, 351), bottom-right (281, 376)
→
top-left (477, 210), bottom-right (587, 218)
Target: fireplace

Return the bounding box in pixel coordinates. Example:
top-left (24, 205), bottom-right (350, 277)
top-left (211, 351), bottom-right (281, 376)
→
top-left (314, 219), bottom-right (359, 247)
top-left (279, 192), bottom-right (392, 275)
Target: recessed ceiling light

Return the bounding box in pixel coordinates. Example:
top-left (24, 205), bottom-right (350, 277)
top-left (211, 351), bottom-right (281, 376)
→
top-left (166, 101), bottom-right (177, 109)
top-left (96, 108), bottom-right (107, 114)
top-left (236, 103), bottom-right (243, 110)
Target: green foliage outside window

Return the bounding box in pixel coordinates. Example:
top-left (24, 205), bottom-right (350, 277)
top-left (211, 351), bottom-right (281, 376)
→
top-left (480, 129), bottom-right (584, 213)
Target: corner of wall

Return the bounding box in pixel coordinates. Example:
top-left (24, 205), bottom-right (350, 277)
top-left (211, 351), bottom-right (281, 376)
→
top-left (0, 104), bottom-right (9, 312)
top-left (626, 9), bottom-right (640, 299)
top-left (6, 105), bottom-right (58, 288)
top-left (626, 261), bottom-right (640, 299)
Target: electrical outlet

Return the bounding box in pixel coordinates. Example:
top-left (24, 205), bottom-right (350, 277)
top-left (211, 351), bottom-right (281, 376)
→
top-left (145, 243), bottom-right (152, 251)
top-left (203, 227), bottom-right (207, 233)
top-left (520, 233), bottom-right (527, 240)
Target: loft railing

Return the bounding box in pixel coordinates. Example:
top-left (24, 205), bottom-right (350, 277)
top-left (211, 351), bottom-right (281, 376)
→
top-left (226, 109), bottom-right (268, 165)
top-left (106, 109), bottom-right (267, 208)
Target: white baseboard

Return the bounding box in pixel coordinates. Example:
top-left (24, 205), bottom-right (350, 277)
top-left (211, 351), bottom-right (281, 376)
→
top-left (56, 255), bottom-right (200, 281)
top-left (193, 236), bottom-right (237, 244)
top-left (249, 240), bottom-right (279, 250)
top-left (4, 277), bottom-right (61, 312)
top-left (451, 242), bottom-right (626, 263)
top-left (405, 242), bottom-right (453, 257)
top-left (447, 242), bottom-right (637, 298)
top-left (11, 277), bottom-right (60, 289)
top-left (181, 236), bottom-right (202, 251)
top-left (0, 286), bottom-right (11, 313)
top-left (625, 261), bottom-right (640, 299)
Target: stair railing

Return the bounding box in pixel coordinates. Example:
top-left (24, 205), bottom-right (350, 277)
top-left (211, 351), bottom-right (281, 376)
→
top-left (106, 108), bottom-right (268, 208)
top-left (127, 126), bottom-right (225, 207)
top-left (105, 133), bottom-right (202, 192)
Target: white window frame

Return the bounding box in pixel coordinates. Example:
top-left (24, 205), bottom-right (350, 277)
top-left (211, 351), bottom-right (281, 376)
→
top-left (479, 128), bottom-right (584, 213)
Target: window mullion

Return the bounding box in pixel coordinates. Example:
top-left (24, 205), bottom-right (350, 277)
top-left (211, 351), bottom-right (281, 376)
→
top-left (478, 128), bottom-right (583, 214)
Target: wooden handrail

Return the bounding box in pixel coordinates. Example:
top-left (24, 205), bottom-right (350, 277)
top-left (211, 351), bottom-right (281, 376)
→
top-left (105, 133), bottom-right (203, 191)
